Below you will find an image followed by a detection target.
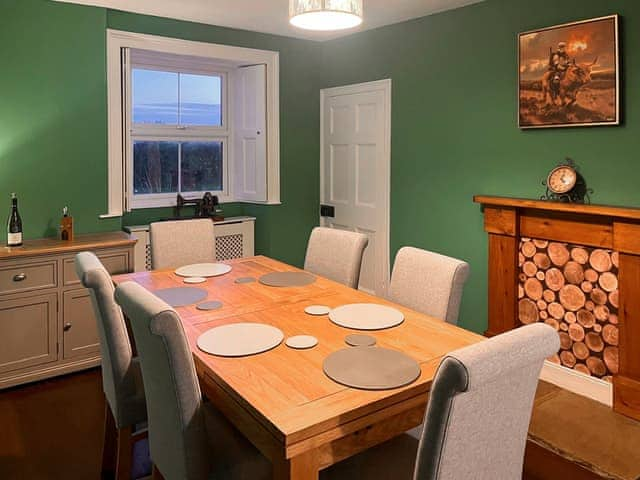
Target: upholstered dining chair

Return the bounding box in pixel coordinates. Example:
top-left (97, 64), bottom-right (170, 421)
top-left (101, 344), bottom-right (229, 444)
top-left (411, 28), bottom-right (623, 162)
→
top-left (388, 247), bottom-right (470, 324)
top-left (75, 252), bottom-right (147, 480)
top-left (324, 323), bottom-right (560, 480)
top-left (114, 281), bottom-right (271, 480)
top-left (149, 218), bottom-right (215, 270)
top-left (304, 227), bottom-right (369, 288)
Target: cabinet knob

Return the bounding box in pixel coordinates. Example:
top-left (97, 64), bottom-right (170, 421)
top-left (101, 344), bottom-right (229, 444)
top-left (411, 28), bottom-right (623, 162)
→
top-left (63, 323), bottom-right (72, 331)
top-left (13, 273), bottom-right (26, 282)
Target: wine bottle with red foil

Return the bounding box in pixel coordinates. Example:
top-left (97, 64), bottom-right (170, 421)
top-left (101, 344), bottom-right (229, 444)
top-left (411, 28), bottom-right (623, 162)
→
top-left (7, 193), bottom-right (23, 247)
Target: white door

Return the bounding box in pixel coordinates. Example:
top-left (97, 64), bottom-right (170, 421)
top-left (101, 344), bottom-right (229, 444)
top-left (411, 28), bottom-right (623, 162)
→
top-left (320, 79), bottom-right (391, 295)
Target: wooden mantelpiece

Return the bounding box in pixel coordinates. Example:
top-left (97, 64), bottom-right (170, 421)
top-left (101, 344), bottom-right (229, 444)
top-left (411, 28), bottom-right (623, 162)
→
top-left (474, 195), bottom-right (640, 421)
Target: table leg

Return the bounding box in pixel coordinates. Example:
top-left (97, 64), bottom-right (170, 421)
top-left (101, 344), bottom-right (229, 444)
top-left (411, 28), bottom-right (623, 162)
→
top-left (274, 450), bottom-right (319, 480)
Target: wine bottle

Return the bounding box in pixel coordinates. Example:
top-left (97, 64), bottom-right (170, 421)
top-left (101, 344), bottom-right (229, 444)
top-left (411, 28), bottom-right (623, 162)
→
top-left (7, 193), bottom-right (23, 247)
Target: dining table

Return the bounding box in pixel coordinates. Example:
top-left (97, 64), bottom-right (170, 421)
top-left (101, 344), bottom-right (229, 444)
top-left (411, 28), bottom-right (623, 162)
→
top-left (112, 255), bottom-right (484, 479)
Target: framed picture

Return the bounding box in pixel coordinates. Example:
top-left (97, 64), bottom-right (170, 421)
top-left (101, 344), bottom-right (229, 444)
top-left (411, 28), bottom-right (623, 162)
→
top-left (518, 14), bottom-right (619, 129)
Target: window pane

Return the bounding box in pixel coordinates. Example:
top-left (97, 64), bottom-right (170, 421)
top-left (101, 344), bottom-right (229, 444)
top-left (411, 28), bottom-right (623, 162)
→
top-left (179, 73), bottom-right (222, 126)
top-left (132, 69), bottom-right (178, 125)
top-left (133, 141), bottom-right (178, 194)
top-left (181, 142), bottom-right (223, 192)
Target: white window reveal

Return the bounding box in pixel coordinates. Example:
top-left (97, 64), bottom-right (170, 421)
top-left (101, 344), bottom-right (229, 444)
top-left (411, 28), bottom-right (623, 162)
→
top-left (103, 30), bottom-right (280, 217)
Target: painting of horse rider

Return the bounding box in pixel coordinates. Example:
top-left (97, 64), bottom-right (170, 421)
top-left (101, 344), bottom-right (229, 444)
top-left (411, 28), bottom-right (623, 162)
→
top-left (519, 15), bottom-right (619, 128)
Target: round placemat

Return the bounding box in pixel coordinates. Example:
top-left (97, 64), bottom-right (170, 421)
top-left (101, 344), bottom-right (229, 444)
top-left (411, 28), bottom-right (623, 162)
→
top-left (329, 303), bottom-right (404, 330)
top-left (196, 301), bottom-right (223, 311)
top-left (197, 323), bottom-right (284, 357)
top-left (235, 277), bottom-right (256, 284)
top-left (175, 263), bottom-right (232, 278)
top-left (304, 305), bottom-right (331, 316)
top-left (183, 277), bottom-right (206, 284)
top-left (345, 334), bottom-right (377, 347)
top-left (323, 347), bottom-right (420, 390)
top-left (285, 335), bottom-right (318, 349)
top-left (152, 287), bottom-right (208, 307)
top-left (259, 271), bottom-right (316, 287)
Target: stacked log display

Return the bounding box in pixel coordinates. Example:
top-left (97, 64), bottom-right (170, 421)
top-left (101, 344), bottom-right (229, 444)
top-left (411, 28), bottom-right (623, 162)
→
top-left (518, 239), bottom-right (619, 381)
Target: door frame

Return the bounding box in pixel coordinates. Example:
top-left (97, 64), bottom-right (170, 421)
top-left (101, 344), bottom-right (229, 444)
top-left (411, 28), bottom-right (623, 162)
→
top-left (319, 78), bottom-right (392, 295)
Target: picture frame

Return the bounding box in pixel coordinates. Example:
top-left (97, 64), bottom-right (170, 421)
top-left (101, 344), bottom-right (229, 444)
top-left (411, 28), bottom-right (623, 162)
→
top-left (518, 14), bottom-right (619, 129)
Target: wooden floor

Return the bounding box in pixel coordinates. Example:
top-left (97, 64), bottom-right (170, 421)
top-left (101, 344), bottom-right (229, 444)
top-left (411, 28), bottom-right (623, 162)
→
top-left (1, 368), bottom-right (635, 480)
top-left (0, 368), bottom-right (150, 480)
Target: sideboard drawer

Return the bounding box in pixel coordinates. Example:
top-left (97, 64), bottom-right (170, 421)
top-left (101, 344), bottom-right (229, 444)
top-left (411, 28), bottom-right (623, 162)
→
top-left (0, 261), bottom-right (57, 295)
top-left (62, 249), bottom-right (130, 287)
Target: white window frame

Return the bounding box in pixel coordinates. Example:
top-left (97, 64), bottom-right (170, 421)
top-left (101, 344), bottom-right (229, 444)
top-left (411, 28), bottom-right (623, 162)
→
top-left (127, 54), bottom-right (231, 209)
top-left (103, 29), bottom-right (280, 218)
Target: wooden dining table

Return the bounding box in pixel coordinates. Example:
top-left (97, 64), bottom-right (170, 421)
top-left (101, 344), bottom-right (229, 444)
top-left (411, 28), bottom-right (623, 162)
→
top-left (113, 255), bottom-right (483, 479)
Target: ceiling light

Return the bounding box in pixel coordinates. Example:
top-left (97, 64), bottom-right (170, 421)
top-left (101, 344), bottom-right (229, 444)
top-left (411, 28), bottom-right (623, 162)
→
top-left (289, 0), bottom-right (363, 31)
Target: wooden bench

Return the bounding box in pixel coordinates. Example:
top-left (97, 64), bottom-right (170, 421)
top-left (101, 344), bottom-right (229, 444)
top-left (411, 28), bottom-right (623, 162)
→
top-left (524, 382), bottom-right (640, 480)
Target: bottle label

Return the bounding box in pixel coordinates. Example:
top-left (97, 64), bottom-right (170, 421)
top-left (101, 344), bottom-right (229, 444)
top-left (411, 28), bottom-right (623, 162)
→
top-left (7, 232), bottom-right (22, 245)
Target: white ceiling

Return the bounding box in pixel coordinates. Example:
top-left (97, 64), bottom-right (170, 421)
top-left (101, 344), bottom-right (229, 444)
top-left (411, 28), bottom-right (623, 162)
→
top-left (54, 0), bottom-right (484, 41)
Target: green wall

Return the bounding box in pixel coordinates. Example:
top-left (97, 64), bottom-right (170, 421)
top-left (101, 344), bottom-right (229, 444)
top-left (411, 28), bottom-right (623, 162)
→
top-left (0, 0), bottom-right (121, 237)
top-left (320, 0), bottom-right (640, 333)
top-left (0, 0), bottom-right (321, 267)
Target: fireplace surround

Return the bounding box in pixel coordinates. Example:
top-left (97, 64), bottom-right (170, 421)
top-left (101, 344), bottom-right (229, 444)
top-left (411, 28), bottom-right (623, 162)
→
top-left (475, 195), bottom-right (640, 421)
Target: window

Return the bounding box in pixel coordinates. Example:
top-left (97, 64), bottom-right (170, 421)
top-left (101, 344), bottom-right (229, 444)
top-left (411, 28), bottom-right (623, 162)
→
top-left (104, 30), bottom-right (281, 217)
top-left (126, 50), bottom-right (230, 208)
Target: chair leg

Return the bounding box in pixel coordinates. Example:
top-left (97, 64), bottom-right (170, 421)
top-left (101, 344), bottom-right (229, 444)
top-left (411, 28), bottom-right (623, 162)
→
top-left (115, 425), bottom-right (133, 480)
top-left (151, 465), bottom-right (164, 480)
top-left (101, 401), bottom-right (117, 478)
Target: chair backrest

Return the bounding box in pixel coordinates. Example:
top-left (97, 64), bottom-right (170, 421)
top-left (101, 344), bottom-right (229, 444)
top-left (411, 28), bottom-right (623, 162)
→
top-left (75, 251), bottom-right (141, 427)
top-left (114, 281), bottom-right (210, 480)
top-left (303, 227), bottom-right (369, 288)
top-left (414, 323), bottom-right (560, 480)
top-left (389, 247), bottom-right (470, 324)
top-left (150, 219), bottom-right (215, 270)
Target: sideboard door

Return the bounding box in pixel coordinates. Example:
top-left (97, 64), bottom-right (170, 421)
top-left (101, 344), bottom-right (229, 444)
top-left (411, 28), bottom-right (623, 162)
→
top-left (0, 293), bottom-right (58, 374)
top-left (62, 289), bottom-right (100, 360)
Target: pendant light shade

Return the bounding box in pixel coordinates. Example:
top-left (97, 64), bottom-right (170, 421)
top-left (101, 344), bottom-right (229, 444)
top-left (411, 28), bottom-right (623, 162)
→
top-left (289, 0), bottom-right (363, 31)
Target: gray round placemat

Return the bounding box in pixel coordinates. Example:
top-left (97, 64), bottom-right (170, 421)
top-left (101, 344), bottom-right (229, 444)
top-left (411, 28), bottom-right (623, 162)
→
top-left (259, 271), bottom-right (316, 287)
top-left (285, 335), bottom-right (318, 349)
top-left (183, 276), bottom-right (206, 284)
top-left (197, 323), bottom-right (284, 357)
top-left (152, 287), bottom-right (208, 307)
top-left (196, 301), bottom-right (223, 311)
top-left (175, 263), bottom-right (232, 278)
top-left (323, 347), bottom-right (420, 390)
top-left (235, 277), bottom-right (256, 284)
top-left (345, 334), bottom-right (377, 347)
top-left (329, 303), bottom-right (404, 330)
top-left (304, 305), bottom-right (331, 316)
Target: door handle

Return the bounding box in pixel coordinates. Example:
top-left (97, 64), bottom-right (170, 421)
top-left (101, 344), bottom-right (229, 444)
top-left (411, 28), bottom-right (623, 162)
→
top-left (64, 323), bottom-right (72, 332)
top-left (13, 273), bottom-right (26, 282)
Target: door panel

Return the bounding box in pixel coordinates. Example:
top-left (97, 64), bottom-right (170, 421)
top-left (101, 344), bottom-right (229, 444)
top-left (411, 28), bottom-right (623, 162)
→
top-left (321, 81), bottom-right (391, 295)
top-left (0, 293), bottom-right (57, 374)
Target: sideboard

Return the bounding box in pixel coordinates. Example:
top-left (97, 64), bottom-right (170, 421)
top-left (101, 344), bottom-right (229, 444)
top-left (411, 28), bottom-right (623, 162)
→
top-left (0, 232), bottom-right (135, 389)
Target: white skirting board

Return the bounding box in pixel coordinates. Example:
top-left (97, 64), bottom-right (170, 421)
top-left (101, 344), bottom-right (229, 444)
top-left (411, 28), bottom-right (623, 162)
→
top-left (540, 360), bottom-right (612, 406)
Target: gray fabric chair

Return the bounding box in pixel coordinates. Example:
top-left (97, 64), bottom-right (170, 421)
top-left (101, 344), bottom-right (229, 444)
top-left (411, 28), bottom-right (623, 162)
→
top-left (114, 281), bottom-right (271, 480)
top-left (149, 219), bottom-right (215, 270)
top-left (389, 247), bottom-right (470, 324)
top-left (325, 323), bottom-right (560, 480)
top-left (75, 251), bottom-right (147, 479)
top-left (304, 227), bottom-right (369, 288)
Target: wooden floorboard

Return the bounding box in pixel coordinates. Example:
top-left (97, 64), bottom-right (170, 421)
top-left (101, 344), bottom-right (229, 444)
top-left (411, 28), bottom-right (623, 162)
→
top-left (0, 368), bottom-right (150, 480)
top-left (0, 369), bottom-right (634, 479)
